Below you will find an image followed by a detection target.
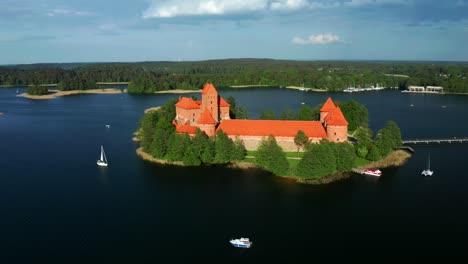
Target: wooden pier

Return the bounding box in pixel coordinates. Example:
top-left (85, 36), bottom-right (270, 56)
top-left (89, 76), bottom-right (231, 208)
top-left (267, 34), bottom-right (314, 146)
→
top-left (402, 137), bottom-right (468, 144)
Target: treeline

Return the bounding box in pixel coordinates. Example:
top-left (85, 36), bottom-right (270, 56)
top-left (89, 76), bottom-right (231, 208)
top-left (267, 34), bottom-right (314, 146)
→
top-left (26, 85), bottom-right (49, 95)
top-left (1, 59), bottom-right (467, 93)
top-left (138, 99), bottom-right (246, 166)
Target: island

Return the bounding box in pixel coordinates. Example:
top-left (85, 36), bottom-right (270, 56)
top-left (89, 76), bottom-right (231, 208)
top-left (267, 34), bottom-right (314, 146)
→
top-left (134, 83), bottom-right (409, 184)
top-left (17, 88), bottom-right (122, 100)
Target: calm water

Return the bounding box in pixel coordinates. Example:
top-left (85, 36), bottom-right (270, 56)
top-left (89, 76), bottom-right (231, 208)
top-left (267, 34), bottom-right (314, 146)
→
top-left (1, 88), bottom-right (468, 261)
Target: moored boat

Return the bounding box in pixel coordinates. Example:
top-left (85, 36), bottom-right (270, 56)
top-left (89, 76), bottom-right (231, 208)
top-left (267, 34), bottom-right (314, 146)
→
top-left (230, 237), bottom-right (252, 248)
top-left (362, 168), bottom-right (382, 177)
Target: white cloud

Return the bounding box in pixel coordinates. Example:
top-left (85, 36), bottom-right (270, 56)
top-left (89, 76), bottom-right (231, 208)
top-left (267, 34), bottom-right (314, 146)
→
top-left (292, 33), bottom-right (343, 44)
top-left (343, 0), bottom-right (411, 7)
top-left (143, 0), bottom-right (268, 18)
top-left (142, 0), bottom-right (412, 18)
top-left (46, 8), bottom-right (92, 17)
top-left (270, 0), bottom-right (309, 10)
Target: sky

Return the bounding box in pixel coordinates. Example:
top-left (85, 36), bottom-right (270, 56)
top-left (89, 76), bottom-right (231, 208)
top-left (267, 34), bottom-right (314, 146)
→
top-left (0, 0), bottom-right (467, 64)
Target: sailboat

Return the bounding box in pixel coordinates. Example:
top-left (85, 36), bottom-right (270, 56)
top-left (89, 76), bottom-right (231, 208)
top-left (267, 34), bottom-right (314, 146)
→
top-left (421, 154), bottom-right (433, 176)
top-left (97, 145), bottom-right (108, 167)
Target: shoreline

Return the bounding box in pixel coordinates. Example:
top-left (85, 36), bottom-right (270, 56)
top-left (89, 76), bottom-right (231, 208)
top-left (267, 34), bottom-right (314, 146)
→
top-left (155, 89), bottom-right (199, 94)
top-left (285, 86), bottom-right (327, 92)
top-left (134, 146), bottom-right (411, 184)
top-left (17, 88), bottom-right (122, 100)
top-left (144, 106), bottom-right (161, 113)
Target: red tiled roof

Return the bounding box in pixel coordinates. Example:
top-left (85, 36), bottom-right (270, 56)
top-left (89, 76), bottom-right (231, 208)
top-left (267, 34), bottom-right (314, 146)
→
top-left (175, 97), bottom-right (200, 109)
top-left (219, 96), bottom-right (230, 107)
top-left (176, 124), bottom-right (198, 134)
top-left (197, 109), bottom-right (217, 124)
top-left (325, 107), bottom-right (348, 126)
top-left (201, 83), bottom-right (218, 94)
top-left (320, 97), bottom-right (336, 112)
top-left (195, 100), bottom-right (202, 105)
top-left (217, 120), bottom-right (327, 138)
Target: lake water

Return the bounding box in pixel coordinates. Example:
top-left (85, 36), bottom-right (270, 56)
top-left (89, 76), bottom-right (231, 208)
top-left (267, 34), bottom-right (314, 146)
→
top-left (1, 87), bottom-right (468, 261)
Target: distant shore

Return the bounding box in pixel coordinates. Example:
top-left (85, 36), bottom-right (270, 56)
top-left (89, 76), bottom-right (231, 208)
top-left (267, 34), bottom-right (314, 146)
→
top-left (155, 89), bottom-right (200, 94)
top-left (229, 85), bottom-right (271, 88)
top-left (17, 88), bottom-right (122, 100)
top-left (285, 86), bottom-right (327, 92)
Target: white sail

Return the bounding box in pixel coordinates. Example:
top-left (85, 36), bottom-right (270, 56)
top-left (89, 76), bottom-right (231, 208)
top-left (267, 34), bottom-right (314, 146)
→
top-left (421, 154), bottom-right (433, 176)
top-left (97, 145), bottom-right (108, 167)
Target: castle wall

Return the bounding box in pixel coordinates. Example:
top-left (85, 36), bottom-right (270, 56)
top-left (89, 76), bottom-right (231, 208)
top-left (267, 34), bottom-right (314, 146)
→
top-left (176, 107), bottom-right (201, 126)
top-left (226, 135), bottom-right (323, 152)
top-left (320, 112), bottom-right (329, 123)
top-left (220, 106), bottom-right (230, 120)
top-left (198, 124), bottom-right (216, 137)
top-left (326, 125), bottom-right (348, 142)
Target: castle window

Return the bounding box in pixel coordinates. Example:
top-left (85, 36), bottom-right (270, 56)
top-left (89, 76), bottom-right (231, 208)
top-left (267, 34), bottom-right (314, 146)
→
top-left (334, 132), bottom-right (336, 136)
top-left (337, 138), bottom-right (340, 141)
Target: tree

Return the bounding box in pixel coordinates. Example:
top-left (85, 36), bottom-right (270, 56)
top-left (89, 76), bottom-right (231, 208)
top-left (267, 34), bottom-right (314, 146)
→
top-left (227, 95), bottom-right (237, 118)
top-left (280, 109), bottom-right (297, 120)
top-left (259, 110), bottom-right (276, 120)
top-left (333, 143), bottom-right (356, 171)
top-left (297, 142), bottom-right (336, 178)
top-left (166, 133), bottom-right (190, 161)
top-left (236, 106), bottom-right (248, 119)
top-left (294, 130), bottom-right (309, 156)
top-left (201, 139), bottom-right (215, 163)
top-left (231, 137), bottom-right (247, 161)
top-left (297, 105), bottom-right (314, 120)
top-left (255, 135), bottom-right (289, 176)
top-left (151, 129), bottom-right (170, 158)
top-left (340, 100), bottom-right (369, 131)
top-left (366, 143), bottom-right (381, 161)
top-left (139, 111), bottom-right (159, 152)
top-left (375, 120), bottom-right (402, 156)
top-left (183, 145), bottom-right (202, 166)
top-left (214, 130), bottom-right (234, 163)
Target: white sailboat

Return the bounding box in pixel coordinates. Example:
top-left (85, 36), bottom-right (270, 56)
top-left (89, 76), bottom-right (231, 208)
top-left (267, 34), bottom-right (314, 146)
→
top-left (421, 154), bottom-right (433, 176)
top-left (97, 145), bottom-right (108, 167)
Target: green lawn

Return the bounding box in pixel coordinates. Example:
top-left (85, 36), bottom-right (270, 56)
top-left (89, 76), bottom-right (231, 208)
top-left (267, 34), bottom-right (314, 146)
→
top-left (355, 157), bottom-right (370, 167)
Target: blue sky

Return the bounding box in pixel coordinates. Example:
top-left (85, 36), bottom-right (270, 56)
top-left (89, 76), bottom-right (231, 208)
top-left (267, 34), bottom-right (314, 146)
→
top-left (0, 0), bottom-right (467, 64)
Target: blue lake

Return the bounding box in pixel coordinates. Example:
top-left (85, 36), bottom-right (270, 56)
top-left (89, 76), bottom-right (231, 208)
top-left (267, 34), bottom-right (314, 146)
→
top-left (1, 87), bottom-right (468, 261)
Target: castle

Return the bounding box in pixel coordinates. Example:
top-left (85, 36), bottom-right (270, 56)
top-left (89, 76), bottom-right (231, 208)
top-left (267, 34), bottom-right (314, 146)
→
top-left (174, 83), bottom-right (348, 151)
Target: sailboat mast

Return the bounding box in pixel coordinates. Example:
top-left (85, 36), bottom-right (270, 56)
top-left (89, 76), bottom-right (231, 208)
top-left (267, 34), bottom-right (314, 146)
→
top-left (100, 145), bottom-right (104, 161)
top-left (428, 154), bottom-right (431, 170)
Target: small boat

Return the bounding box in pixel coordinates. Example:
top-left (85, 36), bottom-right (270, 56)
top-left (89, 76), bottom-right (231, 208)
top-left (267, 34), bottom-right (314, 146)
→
top-left (105, 124), bottom-right (110, 128)
top-left (362, 168), bottom-right (382, 177)
top-left (229, 237), bottom-right (252, 248)
top-left (421, 154), bottom-right (433, 176)
top-left (301, 102), bottom-right (305, 105)
top-left (97, 145), bottom-right (108, 167)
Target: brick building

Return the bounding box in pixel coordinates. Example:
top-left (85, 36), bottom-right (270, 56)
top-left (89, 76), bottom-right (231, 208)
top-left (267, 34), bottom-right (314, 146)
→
top-left (174, 83), bottom-right (348, 151)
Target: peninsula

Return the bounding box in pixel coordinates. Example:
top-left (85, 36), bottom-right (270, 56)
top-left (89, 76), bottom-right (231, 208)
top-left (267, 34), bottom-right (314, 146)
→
top-left (17, 88), bottom-right (122, 100)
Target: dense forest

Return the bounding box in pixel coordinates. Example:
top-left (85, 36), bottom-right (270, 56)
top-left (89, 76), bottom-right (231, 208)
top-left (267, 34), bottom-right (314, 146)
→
top-left (1, 59), bottom-right (467, 93)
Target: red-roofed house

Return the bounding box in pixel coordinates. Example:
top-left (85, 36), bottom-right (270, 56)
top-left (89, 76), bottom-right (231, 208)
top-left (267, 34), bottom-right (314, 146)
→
top-left (174, 83), bottom-right (348, 150)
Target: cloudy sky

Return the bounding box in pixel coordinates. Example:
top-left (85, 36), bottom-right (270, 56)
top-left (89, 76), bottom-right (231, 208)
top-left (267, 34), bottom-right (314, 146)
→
top-left (0, 0), bottom-right (467, 64)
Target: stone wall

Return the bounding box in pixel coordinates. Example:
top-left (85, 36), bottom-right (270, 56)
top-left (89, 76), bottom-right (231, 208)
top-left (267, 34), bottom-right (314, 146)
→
top-left (227, 135), bottom-right (323, 151)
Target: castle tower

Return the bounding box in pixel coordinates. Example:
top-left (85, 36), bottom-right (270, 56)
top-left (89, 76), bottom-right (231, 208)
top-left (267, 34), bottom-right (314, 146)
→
top-left (201, 83), bottom-right (219, 122)
top-left (320, 97), bottom-right (336, 123)
top-left (324, 107), bottom-right (348, 142)
top-left (196, 108), bottom-right (217, 137)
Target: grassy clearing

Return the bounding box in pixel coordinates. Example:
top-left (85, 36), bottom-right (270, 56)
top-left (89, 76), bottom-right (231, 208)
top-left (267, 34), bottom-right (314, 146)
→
top-left (247, 150), bottom-right (304, 158)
